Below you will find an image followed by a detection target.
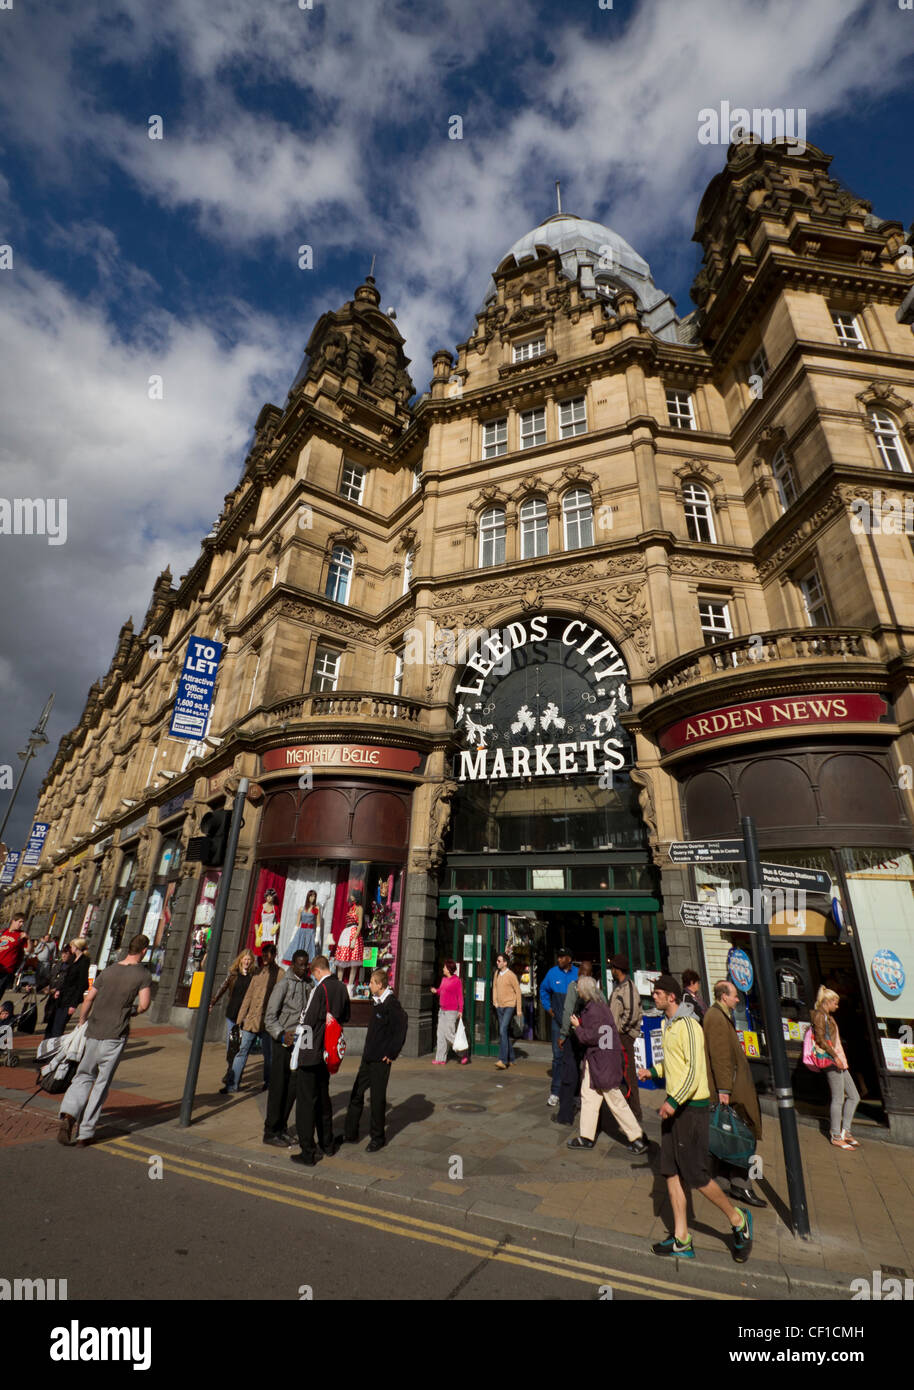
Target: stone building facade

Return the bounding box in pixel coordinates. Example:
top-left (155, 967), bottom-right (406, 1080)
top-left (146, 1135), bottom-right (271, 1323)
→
top-left (7, 138), bottom-right (914, 1136)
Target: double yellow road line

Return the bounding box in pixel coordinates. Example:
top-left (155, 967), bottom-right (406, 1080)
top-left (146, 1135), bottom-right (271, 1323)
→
top-left (102, 1136), bottom-right (741, 1300)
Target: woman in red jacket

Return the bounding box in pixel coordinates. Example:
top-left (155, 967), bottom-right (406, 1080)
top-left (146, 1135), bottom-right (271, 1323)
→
top-left (430, 959), bottom-right (467, 1065)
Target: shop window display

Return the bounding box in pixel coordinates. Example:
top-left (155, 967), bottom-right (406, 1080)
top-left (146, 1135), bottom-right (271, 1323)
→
top-left (247, 859), bottom-right (403, 999)
top-left (180, 870), bottom-right (222, 988)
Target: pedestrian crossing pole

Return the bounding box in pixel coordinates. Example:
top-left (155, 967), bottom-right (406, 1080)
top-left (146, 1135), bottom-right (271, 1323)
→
top-left (179, 778), bottom-right (249, 1128)
top-left (741, 815), bottom-right (811, 1238)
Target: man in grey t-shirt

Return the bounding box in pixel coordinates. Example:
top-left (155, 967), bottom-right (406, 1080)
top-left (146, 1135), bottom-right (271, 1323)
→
top-left (58, 934), bottom-right (152, 1148)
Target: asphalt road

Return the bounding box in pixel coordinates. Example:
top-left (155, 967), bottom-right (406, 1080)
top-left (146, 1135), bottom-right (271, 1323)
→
top-left (8, 1128), bottom-right (733, 1303)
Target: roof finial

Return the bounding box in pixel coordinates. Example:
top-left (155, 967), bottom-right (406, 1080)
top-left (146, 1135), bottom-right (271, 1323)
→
top-left (555, 180), bottom-right (562, 215)
top-left (369, 254), bottom-right (376, 279)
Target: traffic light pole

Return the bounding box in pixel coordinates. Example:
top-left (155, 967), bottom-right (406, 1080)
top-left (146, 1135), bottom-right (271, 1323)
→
top-left (179, 778), bottom-right (249, 1128)
top-left (741, 815), bottom-right (810, 1238)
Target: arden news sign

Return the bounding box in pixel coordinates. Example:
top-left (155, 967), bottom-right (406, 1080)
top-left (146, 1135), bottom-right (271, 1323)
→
top-left (659, 693), bottom-right (889, 753)
top-left (451, 615), bottom-right (632, 783)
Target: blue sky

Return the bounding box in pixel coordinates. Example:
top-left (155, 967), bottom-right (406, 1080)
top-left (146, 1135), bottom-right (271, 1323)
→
top-left (1, 0), bottom-right (913, 859)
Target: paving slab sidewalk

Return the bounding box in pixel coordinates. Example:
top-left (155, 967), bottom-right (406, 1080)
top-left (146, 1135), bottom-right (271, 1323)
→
top-left (4, 1024), bottom-right (913, 1298)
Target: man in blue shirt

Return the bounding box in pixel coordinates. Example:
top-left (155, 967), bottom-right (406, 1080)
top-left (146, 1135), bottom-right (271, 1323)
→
top-left (540, 948), bottom-right (579, 1106)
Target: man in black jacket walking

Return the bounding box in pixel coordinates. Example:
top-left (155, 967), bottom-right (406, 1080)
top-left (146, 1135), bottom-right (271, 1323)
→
top-left (290, 955), bottom-right (348, 1166)
top-left (344, 969), bottom-right (408, 1151)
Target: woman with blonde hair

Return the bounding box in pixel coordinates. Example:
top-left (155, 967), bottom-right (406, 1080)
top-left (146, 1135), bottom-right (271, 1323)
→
top-left (210, 949), bottom-right (256, 1050)
top-left (810, 985), bottom-right (860, 1149)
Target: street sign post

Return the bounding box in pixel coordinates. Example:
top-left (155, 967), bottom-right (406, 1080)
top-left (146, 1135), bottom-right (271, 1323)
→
top-left (679, 900), bottom-right (753, 928)
top-left (760, 862), bottom-right (832, 895)
top-left (742, 817), bottom-right (810, 1238)
top-left (668, 839), bottom-right (745, 863)
top-left (179, 778), bottom-right (248, 1128)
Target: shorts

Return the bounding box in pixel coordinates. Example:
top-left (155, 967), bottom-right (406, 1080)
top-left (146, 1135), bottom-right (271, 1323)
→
top-left (659, 1105), bottom-right (712, 1188)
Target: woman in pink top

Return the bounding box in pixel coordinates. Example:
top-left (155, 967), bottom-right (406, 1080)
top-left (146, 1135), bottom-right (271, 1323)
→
top-left (431, 959), bottom-right (468, 1064)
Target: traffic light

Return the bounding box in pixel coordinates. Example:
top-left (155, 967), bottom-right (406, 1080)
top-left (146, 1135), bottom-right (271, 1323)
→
top-left (200, 808), bottom-right (232, 866)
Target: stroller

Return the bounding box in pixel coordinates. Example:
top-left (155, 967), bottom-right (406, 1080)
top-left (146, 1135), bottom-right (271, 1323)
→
top-left (35, 1024), bottom-right (87, 1095)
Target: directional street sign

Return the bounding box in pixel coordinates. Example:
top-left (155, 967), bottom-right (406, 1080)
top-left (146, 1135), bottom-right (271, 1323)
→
top-left (668, 838), bottom-right (745, 864)
top-left (760, 862), bottom-right (832, 895)
top-left (679, 900), bottom-right (753, 928)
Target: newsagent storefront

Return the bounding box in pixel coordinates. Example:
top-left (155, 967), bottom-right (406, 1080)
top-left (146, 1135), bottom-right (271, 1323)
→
top-left (247, 745), bottom-right (422, 1029)
top-left (662, 702), bottom-right (914, 1140)
top-left (438, 613), bottom-right (663, 1056)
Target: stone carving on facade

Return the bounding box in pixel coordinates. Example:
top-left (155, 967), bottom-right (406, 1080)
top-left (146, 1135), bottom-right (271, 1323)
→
top-left (588, 581), bottom-right (655, 669)
top-left (326, 527), bottom-right (367, 555)
top-left (629, 767), bottom-right (662, 863)
top-left (669, 555), bottom-right (746, 580)
top-left (431, 556), bottom-right (646, 612)
top-left (757, 491), bottom-right (848, 579)
top-left (425, 779), bottom-right (458, 871)
top-left (276, 598), bottom-right (371, 641)
top-left (395, 527), bottom-right (417, 553)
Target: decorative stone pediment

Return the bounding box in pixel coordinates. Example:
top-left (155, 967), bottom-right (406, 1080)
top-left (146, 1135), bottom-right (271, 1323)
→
top-left (857, 381), bottom-right (912, 423)
top-left (326, 527), bottom-right (367, 555)
top-left (558, 462), bottom-right (599, 493)
top-left (511, 474), bottom-right (550, 503)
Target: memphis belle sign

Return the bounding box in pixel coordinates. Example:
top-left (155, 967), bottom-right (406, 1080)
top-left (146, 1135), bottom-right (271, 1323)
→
top-left (659, 692), bottom-right (889, 753)
top-left (452, 615), bottom-right (631, 782)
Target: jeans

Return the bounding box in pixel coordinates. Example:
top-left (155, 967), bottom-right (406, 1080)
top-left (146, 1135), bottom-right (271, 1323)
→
top-left (549, 996), bottom-right (566, 1095)
top-left (827, 1067), bottom-right (860, 1137)
top-left (557, 1034), bottom-right (582, 1123)
top-left (230, 1029), bottom-right (272, 1091)
top-left (60, 1037), bottom-right (127, 1141)
top-left (496, 1007), bottom-right (517, 1064)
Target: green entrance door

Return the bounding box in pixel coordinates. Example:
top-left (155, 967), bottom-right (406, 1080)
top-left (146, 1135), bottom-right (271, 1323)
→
top-left (439, 894), bottom-right (662, 1057)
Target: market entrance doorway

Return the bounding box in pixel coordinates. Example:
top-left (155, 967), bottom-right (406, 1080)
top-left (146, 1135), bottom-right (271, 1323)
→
top-left (436, 895), bottom-right (663, 1057)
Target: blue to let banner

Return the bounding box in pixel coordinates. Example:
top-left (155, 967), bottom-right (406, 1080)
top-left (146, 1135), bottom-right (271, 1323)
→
top-left (22, 822), bottom-right (51, 867)
top-left (0, 851), bottom-right (21, 885)
top-left (169, 636), bottom-right (224, 741)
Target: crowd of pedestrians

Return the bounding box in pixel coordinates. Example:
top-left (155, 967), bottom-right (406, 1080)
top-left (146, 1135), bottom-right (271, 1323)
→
top-left (0, 904), bottom-right (870, 1270)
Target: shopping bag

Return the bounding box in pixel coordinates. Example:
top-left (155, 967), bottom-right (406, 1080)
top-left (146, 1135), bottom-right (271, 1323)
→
top-left (802, 1026), bottom-right (833, 1072)
top-left (453, 1016), bottom-right (469, 1053)
top-left (709, 1103), bottom-right (756, 1166)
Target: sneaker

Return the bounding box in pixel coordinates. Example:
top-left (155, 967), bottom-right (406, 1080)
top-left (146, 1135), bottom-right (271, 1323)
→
top-left (546, 1094), bottom-right (559, 1107)
top-left (431, 1060), bottom-right (446, 1066)
top-left (652, 1233), bottom-right (695, 1259)
top-left (841, 1130), bottom-right (860, 1148)
top-left (732, 1207), bottom-right (753, 1263)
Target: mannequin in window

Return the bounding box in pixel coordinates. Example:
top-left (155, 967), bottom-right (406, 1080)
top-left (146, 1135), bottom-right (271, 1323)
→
top-left (335, 890), bottom-right (364, 993)
top-left (283, 889), bottom-right (321, 966)
top-left (255, 889), bottom-right (281, 951)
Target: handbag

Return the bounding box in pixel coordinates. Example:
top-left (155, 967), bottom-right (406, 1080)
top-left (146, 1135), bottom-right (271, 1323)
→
top-left (453, 1015), bottom-right (469, 1052)
top-left (321, 982), bottom-right (347, 1075)
top-left (508, 1015), bottom-right (523, 1040)
top-left (802, 1026), bottom-right (833, 1072)
top-left (709, 1103), bottom-right (756, 1166)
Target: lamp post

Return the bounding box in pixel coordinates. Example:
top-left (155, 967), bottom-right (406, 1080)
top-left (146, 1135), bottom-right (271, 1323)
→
top-left (0, 694), bottom-right (54, 849)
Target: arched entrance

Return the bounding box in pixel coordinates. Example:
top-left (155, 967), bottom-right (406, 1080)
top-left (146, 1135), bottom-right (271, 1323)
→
top-left (436, 612), bottom-right (663, 1055)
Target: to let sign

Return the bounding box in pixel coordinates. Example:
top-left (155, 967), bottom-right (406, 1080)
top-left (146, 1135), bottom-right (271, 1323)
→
top-left (22, 822), bottom-right (50, 866)
top-left (262, 745), bottom-right (423, 774)
top-left (660, 693), bottom-right (888, 752)
top-left (169, 636), bottom-right (224, 741)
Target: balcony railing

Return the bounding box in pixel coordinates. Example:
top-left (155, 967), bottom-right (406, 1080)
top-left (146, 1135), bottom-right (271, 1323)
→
top-left (253, 690), bottom-right (426, 729)
top-left (653, 627), bottom-right (883, 699)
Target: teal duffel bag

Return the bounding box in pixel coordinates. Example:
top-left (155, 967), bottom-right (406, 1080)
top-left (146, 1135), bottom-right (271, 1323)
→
top-left (709, 1102), bottom-right (756, 1165)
